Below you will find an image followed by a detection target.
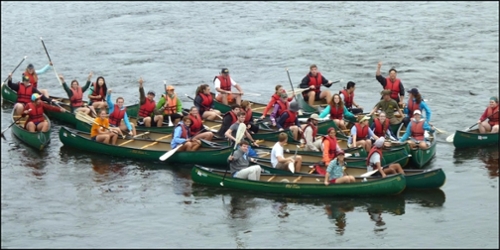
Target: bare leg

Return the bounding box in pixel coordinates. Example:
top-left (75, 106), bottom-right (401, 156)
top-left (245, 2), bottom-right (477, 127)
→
top-left (294, 155), bottom-right (302, 173)
top-left (26, 122), bottom-right (36, 132)
top-left (491, 125), bottom-right (499, 133)
top-left (38, 121), bottom-right (49, 132)
top-left (307, 91), bottom-right (315, 106)
top-left (407, 140), bottom-right (417, 149)
top-left (389, 163), bottom-right (405, 174)
top-left (364, 139), bottom-right (372, 152)
top-left (218, 93), bottom-right (228, 105)
top-left (418, 141), bottom-right (429, 149)
top-left (96, 134), bottom-right (110, 144)
top-left (14, 103), bottom-right (25, 116)
top-left (110, 132), bottom-right (118, 145)
top-left (479, 121), bottom-right (491, 133)
top-left (39, 89), bottom-right (49, 98)
top-left (234, 94), bottom-right (241, 105)
top-left (320, 90), bottom-right (332, 104)
top-left (142, 117), bottom-right (152, 127)
top-left (192, 131), bottom-right (213, 141)
top-left (190, 140), bottom-right (201, 151)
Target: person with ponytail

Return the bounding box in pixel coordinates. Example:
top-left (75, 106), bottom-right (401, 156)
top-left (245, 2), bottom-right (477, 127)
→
top-left (403, 88), bottom-right (431, 127)
top-left (194, 84), bottom-right (222, 120)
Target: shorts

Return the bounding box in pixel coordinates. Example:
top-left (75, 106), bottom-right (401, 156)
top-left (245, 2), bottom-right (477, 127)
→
top-left (410, 138), bottom-right (430, 146)
top-left (91, 136), bottom-right (97, 141)
top-left (329, 178), bottom-right (337, 184)
top-left (216, 93), bottom-right (234, 103)
top-left (275, 162), bottom-right (289, 170)
top-left (303, 91), bottom-right (321, 102)
top-left (162, 113), bottom-right (183, 125)
top-left (136, 118), bottom-right (145, 126)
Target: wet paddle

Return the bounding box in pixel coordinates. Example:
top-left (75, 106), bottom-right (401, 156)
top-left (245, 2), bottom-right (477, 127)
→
top-left (2, 56), bottom-right (27, 84)
top-left (220, 123), bottom-right (247, 186)
top-left (159, 125), bottom-right (208, 161)
top-left (1, 109), bottom-right (31, 139)
top-left (446, 110), bottom-right (499, 143)
top-left (40, 37), bottom-right (62, 85)
top-left (288, 145), bottom-right (299, 173)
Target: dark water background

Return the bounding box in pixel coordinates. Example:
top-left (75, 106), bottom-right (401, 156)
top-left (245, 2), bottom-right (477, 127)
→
top-left (1, 2), bottom-right (498, 248)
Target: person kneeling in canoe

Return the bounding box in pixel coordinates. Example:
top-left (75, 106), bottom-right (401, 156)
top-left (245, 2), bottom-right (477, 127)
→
top-left (367, 138), bottom-right (405, 178)
top-left (228, 141), bottom-right (262, 181)
top-left (171, 116), bottom-right (201, 152)
top-left (324, 152), bottom-right (355, 185)
top-left (106, 89), bottom-right (137, 137)
top-left (399, 110), bottom-right (435, 150)
top-left (22, 93), bottom-right (66, 133)
top-left (478, 97), bottom-right (499, 134)
top-left (91, 109), bottom-right (120, 145)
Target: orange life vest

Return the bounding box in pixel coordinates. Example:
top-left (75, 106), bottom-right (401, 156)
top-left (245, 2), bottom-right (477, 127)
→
top-left (16, 83), bottom-right (33, 104)
top-left (373, 118), bottom-right (390, 137)
top-left (215, 75), bottom-right (232, 91)
top-left (109, 105), bottom-right (127, 126)
top-left (385, 78), bottom-right (401, 100)
top-left (24, 102), bottom-right (45, 125)
top-left (189, 114), bottom-right (203, 134)
top-left (162, 94), bottom-right (178, 115)
top-left (329, 105), bottom-right (343, 120)
top-left (138, 98), bottom-right (156, 118)
top-left (340, 89), bottom-right (354, 108)
top-left (322, 135), bottom-right (339, 161)
top-left (354, 123), bottom-right (369, 140)
top-left (411, 120), bottom-right (425, 141)
top-left (366, 147), bottom-right (383, 169)
top-left (70, 87), bottom-right (84, 108)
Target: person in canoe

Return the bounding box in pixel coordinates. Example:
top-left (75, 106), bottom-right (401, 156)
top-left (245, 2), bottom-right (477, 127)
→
top-left (171, 116), bottom-right (201, 152)
top-left (187, 106), bottom-right (214, 141)
top-left (403, 88), bottom-right (432, 128)
top-left (370, 111), bottom-right (397, 146)
top-left (319, 93), bottom-right (356, 131)
top-left (375, 61), bottom-right (405, 107)
top-left (348, 116), bottom-right (379, 152)
top-left (23, 62), bottom-right (52, 98)
top-left (228, 140), bottom-right (262, 181)
top-left (240, 100), bottom-right (259, 134)
top-left (106, 89), bottom-right (137, 137)
top-left (87, 76), bottom-right (109, 111)
top-left (156, 85), bottom-right (183, 127)
top-left (216, 104), bottom-right (241, 138)
top-left (269, 89), bottom-right (290, 127)
top-left (324, 152), bottom-right (355, 185)
top-left (213, 68), bottom-right (244, 105)
top-left (225, 112), bottom-right (259, 148)
top-left (320, 127), bottom-right (345, 169)
top-left (478, 97), bottom-right (499, 133)
top-left (367, 137), bottom-right (405, 178)
top-left (368, 90), bottom-right (404, 126)
top-left (60, 72), bottom-right (96, 116)
top-left (137, 77), bottom-right (164, 127)
top-left (299, 64), bottom-right (334, 107)
top-left (22, 93), bottom-right (65, 132)
top-left (276, 101), bottom-right (303, 141)
top-left (399, 110), bottom-right (435, 150)
top-left (7, 74), bottom-right (56, 116)
top-left (270, 132), bottom-right (303, 173)
top-left (339, 81), bottom-right (363, 115)
top-left (194, 84), bottom-right (222, 120)
top-left (259, 84), bottom-right (293, 120)
top-left (90, 109), bottom-right (120, 145)
top-left (300, 113), bottom-right (322, 152)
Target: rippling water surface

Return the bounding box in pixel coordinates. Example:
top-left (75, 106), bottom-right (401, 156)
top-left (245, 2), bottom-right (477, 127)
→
top-left (1, 2), bottom-right (498, 248)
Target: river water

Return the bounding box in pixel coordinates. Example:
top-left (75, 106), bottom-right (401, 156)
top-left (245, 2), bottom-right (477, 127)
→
top-left (1, 1), bottom-right (498, 248)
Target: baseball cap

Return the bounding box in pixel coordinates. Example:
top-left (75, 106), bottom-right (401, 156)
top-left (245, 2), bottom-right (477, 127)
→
top-left (22, 75), bottom-right (30, 82)
top-left (31, 93), bottom-right (41, 101)
top-left (147, 90), bottom-right (156, 96)
top-left (413, 110), bottom-right (421, 115)
top-left (407, 88), bottom-right (419, 95)
top-left (27, 64), bottom-right (34, 69)
top-left (166, 85), bottom-right (175, 91)
top-left (221, 68), bottom-right (229, 74)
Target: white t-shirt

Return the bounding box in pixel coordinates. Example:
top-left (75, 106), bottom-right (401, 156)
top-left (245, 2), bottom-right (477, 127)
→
top-left (270, 142), bottom-right (284, 168)
top-left (214, 76), bottom-right (237, 90)
top-left (367, 152), bottom-right (381, 171)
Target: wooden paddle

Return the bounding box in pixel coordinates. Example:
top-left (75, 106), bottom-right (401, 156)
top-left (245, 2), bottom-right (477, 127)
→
top-left (185, 94), bottom-right (223, 119)
top-left (220, 123), bottom-right (247, 186)
top-left (40, 37), bottom-right (62, 85)
top-left (2, 56), bottom-right (27, 84)
top-left (230, 92), bottom-right (261, 96)
top-left (360, 154), bottom-right (412, 177)
top-left (1, 109), bottom-right (31, 139)
top-left (158, 125), bottom-right (209, 161)
top-left (75, 112), bottom-right (125, 139)
top-left (446, 110), bottom-right (499, 143)
top-left (288, 145), bottom-right (299, 173)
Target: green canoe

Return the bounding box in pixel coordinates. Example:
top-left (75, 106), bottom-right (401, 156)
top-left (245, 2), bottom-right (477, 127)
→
top-left (75, 113), bottom-right (176, 134)
top-left (58, 126), bottom-right (233, 165)
top-left (452, 129), bottom-right (498, 149)
top-left (9, 109), bottom-right (52, 150)
top-left (191, 165), bottom-right (406, 197)
top-left (397, 125), bottom-right (437, 169)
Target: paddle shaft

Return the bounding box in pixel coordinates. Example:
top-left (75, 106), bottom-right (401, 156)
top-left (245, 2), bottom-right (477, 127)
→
top-left (359, 154), bottom-right (410, 177)
top-left (3, 56), bottom-right (27, 83)
top-left (40, 37), bottom-right (62, 85)
top-left (1, 109), bottom-right (31, 138)
top-left (76, 113), bottom-right (124, 139)
top-left (285, 68), bottom-right (299, 103)
top-left (220, 123), bottom-right (247, 186)
top-left (158, 125), bottom-right (207, 161)
top-left (185, 94), bottom-right (223, 119)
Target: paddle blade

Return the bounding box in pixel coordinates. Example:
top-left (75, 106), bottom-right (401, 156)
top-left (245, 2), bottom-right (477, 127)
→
top-left (159, 144), bottom-right (181, 161)
top-left (360, 169), bottom-right (379, 178)
top-left (288, 162), bottom-right (295, 173)
top-left (233, 123), bottom-right (247, 148)
top-left (446, 133), bottom-right (455, 143)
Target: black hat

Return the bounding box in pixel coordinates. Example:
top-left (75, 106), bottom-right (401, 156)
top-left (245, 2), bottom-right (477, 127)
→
top-left (147, 90), bottom-right (155, 96)
top-left (221, 68), bottom-right (229, 74)
top-left (22, 75), bottom-right (30, 82)
top-left (407, 88), bottom-right (419, 95)
top-left (27, 64), bottom-right (34, 69)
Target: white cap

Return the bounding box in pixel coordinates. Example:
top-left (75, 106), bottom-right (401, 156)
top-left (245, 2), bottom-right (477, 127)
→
top-left (413, 110), bottom-right (421, 115)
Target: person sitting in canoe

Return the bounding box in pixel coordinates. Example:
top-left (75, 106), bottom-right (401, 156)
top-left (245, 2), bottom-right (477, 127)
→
top-left (399, 110), bottom-right (435, 150)
top-left (269, 89), bottom-right (290, 127)
top-left (324, 152), bottom-right (355, 185)
top-left (194, 84), bottom-right (222, 120)
top-left (318, 93), bottom-right (356, 131)
top-left (370, 111), bottom-right (397, 146)
top-left (403, 88), bottom-right (432, 128)
top-left (213, 68), bottom-right (244, 105)
top-left (348, 116), bottom-right (379, 152)
top-left (7, 73), bottom-right (57, 116)
top-left (375, 61), bottom-right (405, 107)
top-left (276, 101), bottom-right (303, 141)
top-left (299, 64), bottom-right (334, 107)
top-left (23, 62), bottom-right (52, 98)
top-left (478, 97), bottom-right (499, 134)
top-left (87, 76), bottom-right (109, 112)
top-left (339, 81), bottom-right (363, 115)
top-left (228, 140), bottom-right (262, 181)
top-left (137, 77), bottom-right (164, 127)
top-left (240, 100), bottom-right (259, 134)
top-left (300, 113), bottom-right (322, 152)
top-left (259, 84), bottom-right (293, 120)
top-left (187, 106), bottom-right (214, 141)
top-left (156, 85), bottom-right (183, 127)
top-left (368, 90), bottom-right (404, 126)
top-left (60, 72), bottom-right (96, 116)
top-left (367, 137), bottom-right (405, 178)
top-left (171, 116), bottom-right (201, 152)
top-left (22, 93), bottom-right (65, 133)
top-left (225, 112), bottom-right (259, 148)
top-left (106, 89), bottom-right (137, 137)
top-left (216, 104), bottom-right (240, 138)
top-left (321, 127), bottom-right (345, 168)
top-left (270, 132), bottom-right (303, 173)
top-left (90, 109), bottom-right (120, 145)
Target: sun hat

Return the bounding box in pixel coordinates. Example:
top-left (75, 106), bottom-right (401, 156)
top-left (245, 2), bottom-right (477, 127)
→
top-left (309, 113), bottom-right (321, 121)
top-left (31, 93), bottom-right (41, 101)
top-left (374, 137), bottom-right (385, 148)
top-left (359, 116), bottom-right (370, 122)
top-left (413, 110), bottom-right (422, 115)
top-left (166, 85), bottom-right (175, 91)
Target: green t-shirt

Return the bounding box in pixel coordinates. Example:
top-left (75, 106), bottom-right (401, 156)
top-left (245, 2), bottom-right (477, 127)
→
top-left (375, 99), bottom-right (399, 118)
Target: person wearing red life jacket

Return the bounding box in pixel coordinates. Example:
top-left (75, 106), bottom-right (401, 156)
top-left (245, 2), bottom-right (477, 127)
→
top-left (276, 101), bottom-right (303, 141)
top-left (22, 93), bottom-right (65, 132)
top-left (187, 106), bottom-right (214, 141)
top-left (240, 100), bottom-right (259, 134)
top-left (269, 89), bottom-right (290, 127)
top-left (348, 116), bottom-right (380, 153)
top-left (61, 72), bottom-right (95, 116)
top-left (376, 61), bottom-right (405, 107)
top-left (171, 116), bottom-right (201, 152)
top-left (260, 84), bottom-right (293, 120)
top-left (106, 89), bottom-right (137, 137)
top-left (299, 64), bottom-right (334, 107)
top-left (216, 104), bottom-right (241, 138)
top-left (7, 73), bottom-right (56, 116)
top-left (193, 84), bottom-right (222, 120)
top-left (403, 88), bottom-right (432, 128)
top-left (367, 138), bottom-right (405, 178)
top-left (137, 77), bottom-right (163, 127)
top-left (339, 81), bottom-right (363, 115)
top-left (318, 93), bottom-right (356, 131)
top-left (300, 113), bottom-right (322, 152)
top-left (370, 111), bottom-right (397, 147)
top-left (478, 97), bottom-right (499, 134)
top-left (399, 110), bottom-right (435, 150)
top-left (213, 68), bottom-right (244, 105)
top-left (88, 76), bottom-right (109, 111)
top-left (23, 62), bottom-right (52, 98)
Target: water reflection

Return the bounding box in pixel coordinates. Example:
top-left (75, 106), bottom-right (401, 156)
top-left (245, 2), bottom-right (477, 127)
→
top-left (170, 165), bottom-right (194, 198)
top-left (453, 146), bottom-right (499, 178)
top-left (402, 189), bottom-right (446, 208)
top-left (8, 134), bottom-right (50, 178)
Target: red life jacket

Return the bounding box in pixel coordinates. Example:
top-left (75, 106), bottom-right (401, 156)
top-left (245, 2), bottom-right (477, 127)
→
top-left (189, 114), bottom-right (203, 134)
top-left (340, 89), bottom-right (354, 108)
top-left (24, 102), bottom-right (45, 125)
top-left (216, 75), bottom-right (232, 91)
top-left (301, 123), bottom-right (318, 144)
top-left (176, 123), bottom-right (190, 139)
top-left (354, 123), bottom-right (369, 140)
top-left (407, 99), bottom-right (421, 118)
top-left (70, 87), bottom-right (84, 108)
top-left (411, 120), bottom-right (425, 141)
top-left (487, 105), bottom-right (499, 125)
top-left (198, 93), bottom-right (213, 113)
top-left (276, 99), bottom-right (288, 116)
top-left (109, 105), bottom-right (127, 126)
top-left (329, 105), bottom-right (344, 120)
top-left (243, 107), bottom-right (252, 124)
top-left (24, 70), bottom-right (38, 89)
top-left (282, 110), bottom-right (297, 129)
top-left (385, 78), bottom-right (401, 100)
top-left (16, 83), bottom-right (33, 104)
top-left (138, 98), bottom-right (156, 118)
top-left (322, 135), bottom-right (338, 160)
top-left (224, 111), bottom-right (238, 124)
top-left (307, 72), bottom-right (323, 93)
top-left (91, 82), bottom-right (106, 102)
top-left (162, 94), bottom-right (178, 115)
top-left (366, 147), bottom-right (383, 169)
top-left (373, 118), bottom-right (390, 137)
